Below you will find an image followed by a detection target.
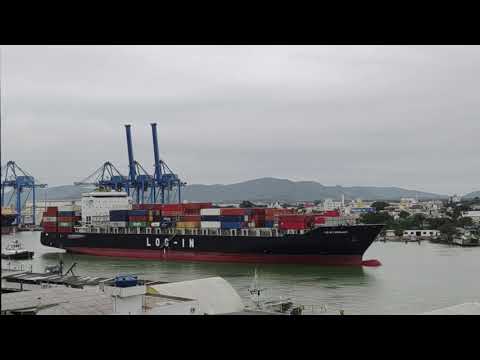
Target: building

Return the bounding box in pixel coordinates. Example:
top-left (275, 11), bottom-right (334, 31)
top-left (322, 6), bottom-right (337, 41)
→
top-left (403, 229), bottom-right (440, 239)
top-left (462, 211), bottom-right (480, 224)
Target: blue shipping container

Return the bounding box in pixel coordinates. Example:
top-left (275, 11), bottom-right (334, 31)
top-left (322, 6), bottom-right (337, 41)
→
top-left (201, 215), bottom-right (221, 221)
top-left (219, 215), bottom-right (244, 222)
top-left (264, 220), bottom-right (274, 228)
top-left (58, 211), bottom-right (75, 216)
top-left (129, 210), bottom-right (147, 216)
top-left (220, 222), bottom-right (244, 229)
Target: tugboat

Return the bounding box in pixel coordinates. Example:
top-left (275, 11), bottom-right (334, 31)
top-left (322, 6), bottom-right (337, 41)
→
top-left (1, 230), bottom-right (34, 260)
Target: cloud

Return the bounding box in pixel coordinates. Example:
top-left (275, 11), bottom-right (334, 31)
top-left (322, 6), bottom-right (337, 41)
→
top-left (1, 45), bottom-right (479, 195)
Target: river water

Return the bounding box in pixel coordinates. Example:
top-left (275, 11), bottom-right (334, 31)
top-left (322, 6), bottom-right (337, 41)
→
top-left (2, 231), bottom-right (479, 314)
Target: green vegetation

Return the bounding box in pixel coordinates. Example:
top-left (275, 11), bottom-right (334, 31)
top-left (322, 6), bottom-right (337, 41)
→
top-left (359, 211), bottom-right (474, 241)
top-left (371, 201), bottom-right (390, 211)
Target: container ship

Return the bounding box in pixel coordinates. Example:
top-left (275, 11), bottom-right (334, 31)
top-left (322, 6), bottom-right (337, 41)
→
top-left (1, 207), bottom-right (17, 235)
top-left (40, 191), bottom-right (383, 266)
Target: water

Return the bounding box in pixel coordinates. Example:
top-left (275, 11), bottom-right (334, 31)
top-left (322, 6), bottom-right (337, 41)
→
top-left (2, 231), bottom-right (479, 314)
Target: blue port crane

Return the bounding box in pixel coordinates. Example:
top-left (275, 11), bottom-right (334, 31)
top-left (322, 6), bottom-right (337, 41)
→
top-left (124, 124), bottom-right (155, 204)
top-left (150, 123), bottom-right (186, 204)
top-left (1, 161), bottom-right (47, 225)
top-left (74, 161), bottom-right (129, 192)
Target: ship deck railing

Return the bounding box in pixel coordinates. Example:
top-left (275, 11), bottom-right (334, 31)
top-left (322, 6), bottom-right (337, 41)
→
top-left (71, 225), bottom-right (316, 237)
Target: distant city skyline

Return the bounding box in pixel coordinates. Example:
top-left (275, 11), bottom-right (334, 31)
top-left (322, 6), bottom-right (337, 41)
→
top-left (1, 45), bottom-right (479, 195)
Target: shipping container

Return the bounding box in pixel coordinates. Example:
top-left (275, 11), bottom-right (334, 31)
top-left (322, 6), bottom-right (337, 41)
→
top-left (129, 222), bottom-right (147, 227)
top-left (182, 202), bottom-right (212, 210)
top-left (162, 210), bottom-right (183, 217)
top-left (109, 221), bottom-right (127, 227)
top-left (150, 222), bottom-right (161, 227)
top-left (200, 208), bottom-right (221, 216)
top-left (162, 204), bottom-right (183, 212)
top-left (57, 227), bottom-right (73, 233)
top-left (200, 221), bottom-right (221, 229)
top-left (201, 215), bottom-right (221, 222)
top-left (46, 207), bottom-right (58, 215)
top-left (42, 216), bottom-right (57, 223)
top-left (58, 216), bottom-right (75, 222)
top-left (323, 210), bottom-right (340, 217)
top-left (176, 221), bottom-right (201, 229)
top-left (220, 208), bottom-right (245, 216)
top-left (220, 221), bottom-right (244, 229)
top-left (264, 220), bottom-right (274, 228)
top-left (314, 216), bottom-right (326, 224)
top-left (219, 215), bottom-right (244, 222)
top-left (129, 216), bottom-right (147, 222)
top-left (129, 209), bottom-right (148, 216)
top-left (58, 222), bottom-right (74, 227)
top-left (58, 210), bottom-right (75, 217)
top-left (179, 215), bottom-right (201, 222)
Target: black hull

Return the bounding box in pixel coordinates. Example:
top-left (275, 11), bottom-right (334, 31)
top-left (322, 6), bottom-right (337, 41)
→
top-left (40, 224), bottom-right (383, 265)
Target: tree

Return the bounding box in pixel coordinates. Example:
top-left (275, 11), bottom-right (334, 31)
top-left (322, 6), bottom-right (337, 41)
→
top-left (371, 201), bottom-right (390, 211)
top-left (359, 212), bottom-right (393, 225)
top-left (439, 223), bottom-right (457, 242)
top-left (399, 210), bottom-right (410, 219)
top-left (457, 217), bottom-right (474, 228)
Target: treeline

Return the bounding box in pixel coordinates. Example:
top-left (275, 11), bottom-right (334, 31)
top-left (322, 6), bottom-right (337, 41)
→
top-left (359, 212), bottom-right (474, 239)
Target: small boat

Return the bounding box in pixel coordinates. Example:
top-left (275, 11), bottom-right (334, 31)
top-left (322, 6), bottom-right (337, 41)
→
top-left (1, 231), bottom-right (34, 260)
top-left (247, 269), bottom-right (304, 315)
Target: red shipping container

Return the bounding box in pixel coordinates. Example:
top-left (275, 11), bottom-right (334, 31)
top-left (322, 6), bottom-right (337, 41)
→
top-left (129, 216), bottom-right (147, 222)
top-left (180, 215), bottom-right (201, 222)
top-left (162, 210), bottom-right (182, 217)
top-left (58, 216), bottom-right (75, 222)
top-left (57, 227), bottom-right (73, 233)
top-left (182, 202), bottom-right (212, 210)
top-left (314, 216), bottom-right (326, 224)
top-left (183, 209), bottom-right (200, 215)
top-left (46, 207), bottom-right (58, 216)
top-left (279, 222), bottom-right (308, 230)
top-left (220, 208), bottom-right (246, 216)
top-left (162, 204), bottom-right (183, 212)
top-left (323, 210), bottom-right (340, 217)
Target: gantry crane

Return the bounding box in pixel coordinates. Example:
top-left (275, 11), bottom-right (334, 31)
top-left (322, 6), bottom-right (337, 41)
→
top-left (1, 161), bottom-right (47, 225)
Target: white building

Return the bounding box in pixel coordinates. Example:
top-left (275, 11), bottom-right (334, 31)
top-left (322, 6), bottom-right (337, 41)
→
top-left (462, 211), bottom-right (480, 224)
top-left (403, 229), bottom-right (440, 238)
top-left (81, 191), bottom-right (132, 225)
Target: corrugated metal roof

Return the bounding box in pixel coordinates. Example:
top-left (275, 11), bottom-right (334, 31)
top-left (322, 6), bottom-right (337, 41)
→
top-left (422, 302), bottom-right (480, 315)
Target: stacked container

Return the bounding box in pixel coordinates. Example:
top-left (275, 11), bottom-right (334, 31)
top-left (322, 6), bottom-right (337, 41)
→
top-left (162, 204), bottom-right (184, 217)
top-left (219, 208), bottom-right (246, 229)
top-left (200, 208), bottom-right (221, 229)
top-left (42, 207), bottom-right (58, 233)
top-left (109, 210), bottom-right (129, 227)
top-left (57, 206), bottom-right (77, 233)
top-left (128, 209), bottom-right (147, 228)
top-left (278, 214), bottom-right (314, 230)
top-left (176, 214), bottom-right (201, 229)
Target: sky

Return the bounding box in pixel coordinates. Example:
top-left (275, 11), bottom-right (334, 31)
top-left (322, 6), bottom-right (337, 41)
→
top-left (1, 45), bottom-right (479, 196)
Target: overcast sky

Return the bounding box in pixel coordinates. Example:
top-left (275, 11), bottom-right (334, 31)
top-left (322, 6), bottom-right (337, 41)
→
top-left (1, 45), bottom-right (479, 195)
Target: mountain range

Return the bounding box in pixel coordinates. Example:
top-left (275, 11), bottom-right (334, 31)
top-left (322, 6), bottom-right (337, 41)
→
top-left (6, 177), bottom-right (452, 203)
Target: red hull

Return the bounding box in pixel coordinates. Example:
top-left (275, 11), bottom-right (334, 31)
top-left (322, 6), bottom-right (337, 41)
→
top-left (65, 247), bottom-right (365, 265)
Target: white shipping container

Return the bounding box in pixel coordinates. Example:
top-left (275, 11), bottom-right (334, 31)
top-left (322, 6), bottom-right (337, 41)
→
top-left (59, 205), bottom-right (75, 212)
top-left (201, 221), bottom-right (221, 228)
top-left (42, 216), bottom-right (57, 222)
top-left (110, 221), bottom-right (127, 227)
top-left (200, 208), bottom-right (221, 216)
top-left (150, 222), bottom-right (161, 227)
